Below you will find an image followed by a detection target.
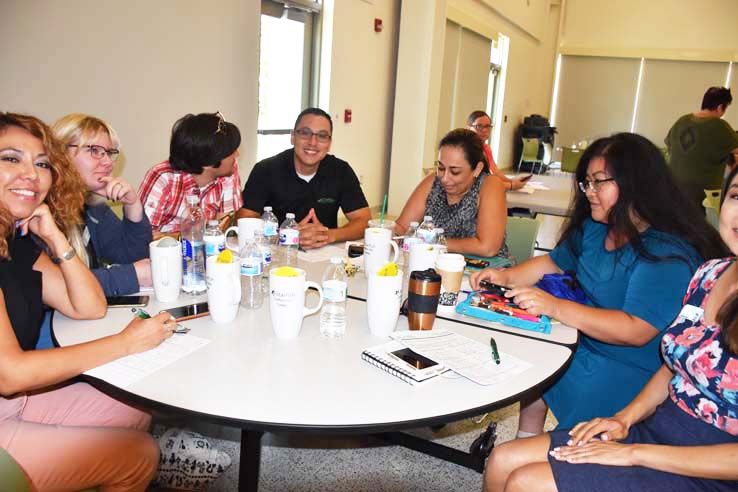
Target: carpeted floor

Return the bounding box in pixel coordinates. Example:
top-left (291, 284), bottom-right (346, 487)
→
top-left (155, 403), bottom-right (557, 492)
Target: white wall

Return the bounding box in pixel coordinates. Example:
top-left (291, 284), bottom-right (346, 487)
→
top-left (326, 0), bottom-right (400, 211)
top-left (1, 0), bottom-right (260, 187)
top-left (388, 0), bottom-right (561, 214)
top-left (561, 0), bottom-right (738, 61)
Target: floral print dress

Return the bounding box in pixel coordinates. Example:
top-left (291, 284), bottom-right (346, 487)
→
top-left (661, 257), bottom-right (738, 435)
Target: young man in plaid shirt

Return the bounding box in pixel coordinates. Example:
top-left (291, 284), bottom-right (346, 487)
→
top-left (138, 112), bottom-right (242, 236)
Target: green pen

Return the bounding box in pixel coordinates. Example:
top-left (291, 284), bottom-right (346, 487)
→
top-left (131, 308), bottom-right (151, 319)
top-left (489, 337), bottom-right (501, 365)
top-left (130, 308), bottom-right (190, 334)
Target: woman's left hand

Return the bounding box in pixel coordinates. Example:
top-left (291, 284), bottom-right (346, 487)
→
top-left (549, 440), bottom-right (635, 467)
top-left (99, 176), bottom-right (138, 205)
top-left (507, 286), bottom-right (559, 318)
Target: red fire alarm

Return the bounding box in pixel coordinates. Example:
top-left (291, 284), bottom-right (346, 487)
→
top-left (344, 109), bottom-right (352, 123)
top-left (374, 18), bottom-right (383, 32)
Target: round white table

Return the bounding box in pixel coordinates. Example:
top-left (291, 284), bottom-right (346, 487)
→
top-left (53, 269), bottom-right (574, 491)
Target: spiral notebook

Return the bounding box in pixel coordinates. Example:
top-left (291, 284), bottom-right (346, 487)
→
top-left (361, 340), bottom-right (447, 385)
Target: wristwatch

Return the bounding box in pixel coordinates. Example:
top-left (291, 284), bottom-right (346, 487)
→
top-left (51, 247), bottom-right (77, 264)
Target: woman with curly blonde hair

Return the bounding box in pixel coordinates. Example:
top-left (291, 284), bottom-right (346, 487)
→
top-left (53, 113), bottom-right (153, 296)
top-left (0, 112), bottom-right (173, 491)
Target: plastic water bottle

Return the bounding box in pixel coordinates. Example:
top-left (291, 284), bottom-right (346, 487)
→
top-left (181, 194), bottom-right (206, 294)
top-left (320, 256), bottom-right (347, 337)
top-left (203, 220), bottom-right (225, 260)
top-left (255, 230), bottom-right (272, 279)
top-left (239, 233), bottom-right (263, 309)
top-left (279, 212), bottom-right (299, 267)
top-left (435, 228), bottom-right (448, 253)
top-left (261, 206), bottom-right (279, 247)
top-left (417, 215), bottom-right (437, 244)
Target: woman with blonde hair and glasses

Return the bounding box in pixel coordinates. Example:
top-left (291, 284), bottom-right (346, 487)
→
top-left (467, 110), bottom-right (529, 191)
top-left (53, 113), bottom-right (153, 296)
top-left (0, 112), bottom-right (173, 491)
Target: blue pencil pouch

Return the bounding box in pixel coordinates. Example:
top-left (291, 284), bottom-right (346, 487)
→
top-left (455, 293), bottom-right (552, 334)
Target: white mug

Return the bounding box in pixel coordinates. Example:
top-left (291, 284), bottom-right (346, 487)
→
top-left (149, 238), bottom-right (183, 302)
top-left (269, 268), bottom-right (324, 339)
top-left (226, 218), bottom-right (264, 253)
top-left (408, 243), bottom-right (443, 274)
top-left (206, 255), bottom-right (241, 324)
top-left (367, 269), bottom-right (403, 337)
top-left (364, 226), bottom-right (399, 276)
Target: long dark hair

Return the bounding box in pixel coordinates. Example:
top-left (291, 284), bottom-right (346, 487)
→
top-left (558, 132), bottom-right (727, 265)
top-left (715, 165), bottom-right (738, 354)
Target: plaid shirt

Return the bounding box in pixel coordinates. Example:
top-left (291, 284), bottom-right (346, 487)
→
top-left (138, 160), bottom-right (243, 234)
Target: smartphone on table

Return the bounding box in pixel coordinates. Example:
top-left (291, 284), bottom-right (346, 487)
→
top-left (165, 302), bottom-right (210, 321)
top-left (106, 295), bottom-right (149, 308)
top-left (389, 348), bottom-right (439, 370)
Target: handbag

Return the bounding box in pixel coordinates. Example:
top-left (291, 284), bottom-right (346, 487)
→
top-left (535, 271), bottom-right (587, 304)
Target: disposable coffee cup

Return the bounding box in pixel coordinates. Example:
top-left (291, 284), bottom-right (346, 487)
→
top-left (406, 268), bottom-right (441, 330)
top-left (435, 253), bottom-right (466, 310)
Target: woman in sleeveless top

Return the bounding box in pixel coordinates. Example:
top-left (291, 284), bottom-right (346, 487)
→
top-left (0, 113), bottom-right (173, 491)
top-left (395, 128), bottom-right (508, 258)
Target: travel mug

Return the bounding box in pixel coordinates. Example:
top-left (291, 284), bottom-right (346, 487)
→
top-left (406, 268), bottom-right (441, 330)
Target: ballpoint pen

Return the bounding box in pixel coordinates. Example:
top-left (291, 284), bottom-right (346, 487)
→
top-left (489, 337), bottom-right (501, 365)
top-left (131, 308), bottom-right (190, 334)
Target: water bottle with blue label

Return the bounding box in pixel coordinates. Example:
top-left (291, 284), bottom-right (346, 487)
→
top-left (279, 212), bottom-right (300, 267)
top-left (416, 215), bottom-right (437, 244)
top-left (204, 220), bottom-right (225, 259)
top-left (239, 233), bottom-right (263, 309)
top-left (181, 194), bottom-right (206, 294)
top-left (261, 206), bottom-right (279, 247)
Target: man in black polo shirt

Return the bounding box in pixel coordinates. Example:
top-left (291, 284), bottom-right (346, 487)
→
top-left (237, 108), bottom-right (371, 249)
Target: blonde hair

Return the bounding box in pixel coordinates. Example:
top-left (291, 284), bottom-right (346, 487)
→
top-left (0, 113), bottom-right (85, 259)
top-left (53, 113), bottom-right (122, 266)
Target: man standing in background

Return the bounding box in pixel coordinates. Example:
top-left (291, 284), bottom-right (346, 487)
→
top-left (665, 86), bottom-right (738, 209)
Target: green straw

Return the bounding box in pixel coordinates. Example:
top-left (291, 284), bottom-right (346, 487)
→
top-left (379, 193), bottom-right (388, 226)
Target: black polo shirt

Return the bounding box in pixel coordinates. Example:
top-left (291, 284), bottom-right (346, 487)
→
top-left (241, 148), bottom-right (369, 228)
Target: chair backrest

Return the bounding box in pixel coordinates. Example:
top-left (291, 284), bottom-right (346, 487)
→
top-left (0, 447), bottom-right (31, 492)
top-left (520, 138), bottom-right (541, 162)
top-left (560, 147), bottom-right (582, 173)
top-left (704, 189), bottom-right (722, 212)
top-left (505, 216), bottom-right (541, 264)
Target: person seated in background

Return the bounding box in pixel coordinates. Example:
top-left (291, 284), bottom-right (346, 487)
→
top-left (0, 112), bottom-right (173, 491)
top-left (395, 128), bottom-right (508, 258)
top-left (483, 165), bottom-right (738, 492)
top-left (665, 86), bottom-right (738, 210)
top-left (467, 110), bottom-right (528, 191)
top-left (138, 111), bottom-right (242, 237)
top-left (53, 113), bottom-right (152, 296)
top-left (471, 133), bottom-right (726, 438)
top-left (237, 107), bottom-right (370, 249)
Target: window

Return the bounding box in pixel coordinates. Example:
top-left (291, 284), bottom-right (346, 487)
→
top-left (257, 1), bottom-right (321, 161)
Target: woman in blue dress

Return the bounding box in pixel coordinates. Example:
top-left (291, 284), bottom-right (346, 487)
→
top-left (471, 133), bottom-right (725, 436)
top-left (482, 164), bottom-right (738, 492)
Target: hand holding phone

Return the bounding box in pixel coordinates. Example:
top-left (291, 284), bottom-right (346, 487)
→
top-left (519, 174), bottom-right (533, 182)
top-left (479, 280), bottom-right (511, 297)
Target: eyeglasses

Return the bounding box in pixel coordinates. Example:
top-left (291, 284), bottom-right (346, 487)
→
top-left (471, 124), bottom-right (493, 131)
top-left (214, 111), bottom-right (227, 134)
top-left (578, 177), bottom-right (615, 193)
top-left (67, 144), bottom-right (120, 162)
top-left (294, 127), bottom-right (332, 143)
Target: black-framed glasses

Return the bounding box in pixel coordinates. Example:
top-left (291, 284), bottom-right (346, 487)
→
top-left (471, 123), bottom-right (493, 131)
top-left (578, 177), bottom-right (615, 193)
top-left (214, 110), bottom-right (227, 134)
top-left (67, 144), bottom-right (120, 162)
top-left (294, 127), bottom-right (331, 143)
